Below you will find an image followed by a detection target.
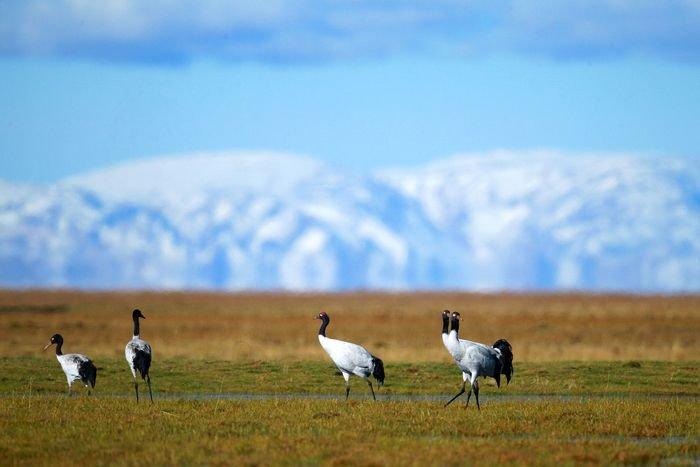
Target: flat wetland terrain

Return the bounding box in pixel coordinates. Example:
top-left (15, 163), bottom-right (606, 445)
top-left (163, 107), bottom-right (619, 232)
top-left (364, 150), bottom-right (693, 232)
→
top-left (1, 290), bottom-right (698, 465)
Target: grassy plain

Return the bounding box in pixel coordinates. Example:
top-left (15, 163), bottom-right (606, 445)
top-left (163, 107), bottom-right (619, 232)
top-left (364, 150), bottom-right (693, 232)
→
top-left (1, 357), bottom-right (698, 397)
top-left (1, 396), bottom-right (697, 465)
top-left (1, 290), bottom-right (698, 465)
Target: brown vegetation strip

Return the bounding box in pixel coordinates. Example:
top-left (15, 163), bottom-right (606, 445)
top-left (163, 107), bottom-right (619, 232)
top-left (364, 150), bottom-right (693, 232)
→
top-left (0, 290), bottom-right (698, 361)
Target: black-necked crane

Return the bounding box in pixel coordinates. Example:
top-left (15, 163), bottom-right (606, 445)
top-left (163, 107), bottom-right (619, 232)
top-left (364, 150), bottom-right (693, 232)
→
top-left (125, 309), bottom-right (153, 403)
top-left (43, 333), bottom-right (97, 396)
top-left (315, 311), bottom-right (385, 400)
top-left (444, 311), bottom-right (513, 409)
top-left (442, 309), bottom-right (471, 390)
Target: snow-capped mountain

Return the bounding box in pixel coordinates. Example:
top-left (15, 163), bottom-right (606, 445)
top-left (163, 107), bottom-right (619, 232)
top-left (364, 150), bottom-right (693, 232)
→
top-left (1, 150), bottom-right (698, 291)
top-left (378, 150), bottom-right (700, 291)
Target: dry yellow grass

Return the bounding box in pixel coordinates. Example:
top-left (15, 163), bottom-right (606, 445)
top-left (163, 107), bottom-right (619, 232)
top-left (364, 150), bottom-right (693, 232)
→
top-left (0, 290), bottom-right (698, 361)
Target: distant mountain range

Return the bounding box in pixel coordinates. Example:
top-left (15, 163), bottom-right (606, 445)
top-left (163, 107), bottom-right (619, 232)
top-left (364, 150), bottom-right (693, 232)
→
top-left (1, 150), bottom-right (698, 291)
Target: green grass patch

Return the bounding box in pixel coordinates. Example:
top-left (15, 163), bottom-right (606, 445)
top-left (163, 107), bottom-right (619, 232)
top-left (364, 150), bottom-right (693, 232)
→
top-left (2, 359), bottom-right (697, 465)
top-left (1, 397), bottom-right (697, 465)
top-left (1, 357), bottom-right (697, 397)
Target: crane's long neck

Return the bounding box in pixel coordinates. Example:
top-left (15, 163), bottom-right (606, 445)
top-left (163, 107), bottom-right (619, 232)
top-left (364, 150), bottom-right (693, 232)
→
top-left (318, 317), bottom-right (329, 337)
top-left (450, 317), bottom-right (459, 338)
top-left (132, 316), bottom-right (140, 338)
top-left (54, 341), bottom-right (63, 356)
top-left (442, 316), bottom-right (449, 336)
top-left (446, 316), bottom-right (463, 359)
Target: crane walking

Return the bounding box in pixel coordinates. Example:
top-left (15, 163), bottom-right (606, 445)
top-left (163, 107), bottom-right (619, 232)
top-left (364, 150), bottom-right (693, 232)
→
top-left (444, 311), bottom-right (513, 409)
top-left (43, 333), bottom-right (97, 396)
top-left (315, 311), bottom-right (385, 400)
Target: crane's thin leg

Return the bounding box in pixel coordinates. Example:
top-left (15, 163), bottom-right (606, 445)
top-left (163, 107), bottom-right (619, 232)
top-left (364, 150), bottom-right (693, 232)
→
top-left (444, 382), bottom-right (466, 407)
top-left (462, 371), bottom-right (471, 407)
top-left (367, 379), bottom-right (376, 401)
top-left (341, 372), bottom-right (351, 401)
top-left (466, 373), bottom-right (480, 410)
top-left (134, 380), bottom-right (140, 403)
top-left (146, 375), bottom-right (153, 403)
top-left (67, 382), bottom-right (72, 398)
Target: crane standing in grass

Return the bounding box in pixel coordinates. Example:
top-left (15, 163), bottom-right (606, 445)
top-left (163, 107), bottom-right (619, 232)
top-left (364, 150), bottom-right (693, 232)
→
top-left (125, 309), bottom-right (153, 403)
top-left (315, 311), bottom-right (385, 400)
top-left (444, 311), bottom-right (513, 409)
top-left (43, 333), bottom-right (97, 396)
top-left (442, 309), bottom-right (471, 390)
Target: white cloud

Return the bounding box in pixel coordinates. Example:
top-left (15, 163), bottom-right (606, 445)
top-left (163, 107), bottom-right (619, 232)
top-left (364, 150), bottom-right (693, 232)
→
top-left (1, 0), bottom-right (699, 64)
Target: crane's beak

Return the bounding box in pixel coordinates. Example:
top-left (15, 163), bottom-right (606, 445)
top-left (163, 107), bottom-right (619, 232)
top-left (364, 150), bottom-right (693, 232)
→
top-left (313, 316), bottom-right (319, 320)
top-left (43, 342), bottom-right (52, 351)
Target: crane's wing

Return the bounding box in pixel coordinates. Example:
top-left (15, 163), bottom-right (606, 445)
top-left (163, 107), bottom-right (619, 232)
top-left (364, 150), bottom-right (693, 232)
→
top-left (322, 338), bottom-right (373, 375)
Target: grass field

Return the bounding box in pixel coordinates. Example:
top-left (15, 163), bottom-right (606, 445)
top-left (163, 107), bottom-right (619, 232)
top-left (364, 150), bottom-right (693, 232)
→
top-left (1, 358), bottom-right (698, 397)
top-left (2, 396), bottom-right (697, 465)
top-left (1, 291), bottom-right (698, 465)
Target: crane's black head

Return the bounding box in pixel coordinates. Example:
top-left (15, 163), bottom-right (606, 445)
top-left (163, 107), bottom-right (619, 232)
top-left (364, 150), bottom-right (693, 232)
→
top-left (442, 310), bottom-right (450, 333)
top-left (450, 311), bottom-right (461, 332)
top-left (132, 309), bottom-right (146, 320)
top-left (315, 312), bottom-right (330, 336)
top-left (315, 311), bottom-right (329, 322)
top-left (43, 333), bottom-right (63, 350)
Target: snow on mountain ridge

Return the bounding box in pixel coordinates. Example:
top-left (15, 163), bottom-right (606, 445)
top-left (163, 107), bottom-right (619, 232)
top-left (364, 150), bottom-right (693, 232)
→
top-left (377, 150), bottom-right (700, 291)
top-left (61, 151), bottom-right (334, 202)
top-left (1, 150), bottom-right (698, 291)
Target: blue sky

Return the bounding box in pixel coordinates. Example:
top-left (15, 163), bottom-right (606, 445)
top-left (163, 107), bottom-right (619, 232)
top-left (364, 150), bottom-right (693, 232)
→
top-left (1, 1), bottom-right (699, 182)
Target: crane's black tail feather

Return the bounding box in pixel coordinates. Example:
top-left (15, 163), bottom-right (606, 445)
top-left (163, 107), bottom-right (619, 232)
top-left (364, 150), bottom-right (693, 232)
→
top-left (493, 359), bottom-right (502, 388)
top-left (492, 339), bottom-right (513, 384)
top-left (80, 360), bottom-right (97, 389)
top-left (134, 349), bottom-right (152, 380)
top-left (371, 356), bottom-right (385, 387)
